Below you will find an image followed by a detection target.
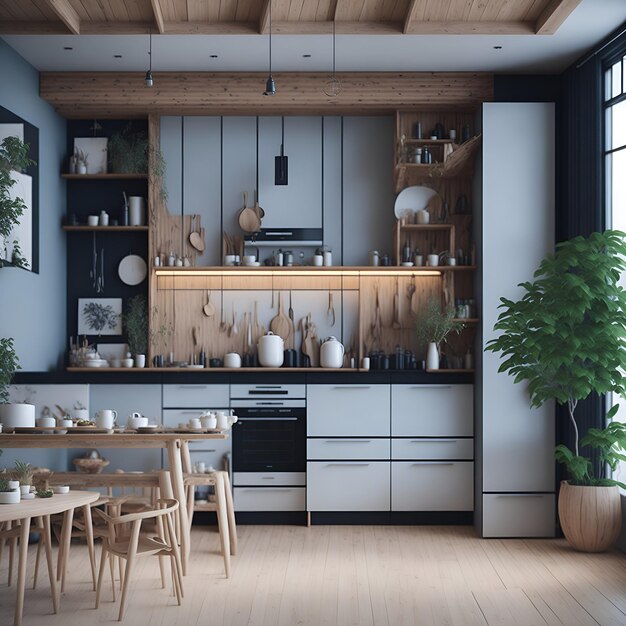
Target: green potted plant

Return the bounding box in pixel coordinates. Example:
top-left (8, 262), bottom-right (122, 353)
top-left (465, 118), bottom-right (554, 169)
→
top-left (486, 229), bottom-right (626, 552)
top-left (416, 297), bottom-right (464, 370)
top-left (0, 135), bottom-right (34, 270)
top-left (0, 477), bottom-right (20, 504)
top-left (13, 460), bottom-right (33, 497)
top-left (0, 337), bottom-right (35, 429)
top-left (123, 295), bottom-right (148, 368)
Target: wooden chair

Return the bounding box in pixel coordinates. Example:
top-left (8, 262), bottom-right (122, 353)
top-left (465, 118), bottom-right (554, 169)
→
top-left (94, 498), bottom-right (183, 622)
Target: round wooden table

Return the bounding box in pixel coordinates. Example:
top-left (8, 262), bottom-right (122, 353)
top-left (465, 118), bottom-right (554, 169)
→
top-left (0, 490), bottom-right (99, 626)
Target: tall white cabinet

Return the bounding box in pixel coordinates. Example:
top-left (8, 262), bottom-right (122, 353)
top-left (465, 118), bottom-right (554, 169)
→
top-left (475, 102), bottom-right (556, 537)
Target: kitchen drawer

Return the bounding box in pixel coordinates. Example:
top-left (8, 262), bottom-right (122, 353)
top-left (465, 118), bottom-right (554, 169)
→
top-left (163, 384), bottom-right (229, 408)
top-left (392, 438), bottom-right (473, 460)
top-left (307, 438), bottom-right (389, 460)
top-left (392, 385), bottom-right (473, 437)
top-left (230, 384), bottom-right (306, 400)
top-left (233, 472), bottom-right (305, 486)
top-left (482, 494), bottom-right (555, 537)
top-left (307, 461), bottom-right (390, 511)
top-left (307, 384), bottom-right (390, 437)
top-left (162, 437), bottom-right (230, 470)
top-left (162, 409), bottom-right (230, 451)
top-left (234, 487), bottom-right (305, 511)
top-left (391, 461), bottom-right (473, 511)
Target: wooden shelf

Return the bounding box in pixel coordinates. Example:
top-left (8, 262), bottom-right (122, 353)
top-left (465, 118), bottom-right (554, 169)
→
top-left (61, 173), bottom-right (148, 180)
top-left (426, 369), bottom-right (475, 373)
top-left (453, 318), bottom-right (479, 324)
top-left (66, 367), bottom-right (360, 373)
top-left (63, 226), bottom-right (148, 232)
top-left (403, 139), bottom-right (455, 145)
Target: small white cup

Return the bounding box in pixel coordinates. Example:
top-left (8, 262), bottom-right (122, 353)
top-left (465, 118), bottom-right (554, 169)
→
top-left (361, 357), bottom-right (370, 371)
top-left (96, 409), bottom-right (117, 429)
top-left (87, 215), bottom-right (99, 226)
top-left (20, 485), bottom-right (31, 496)
top-left (224, 255), bottom-right (237, 266)
top-left (242, 255), bottom-right (256, 266)
top-left (427, 254), bottom-right (439, 267)
top-left (224, 352), bottom-right (242, 368)
top-left (313, 254), bottom-right (324, 266)
top-left (446, 257), bottom-right (457, 266)
top-left (197, 462), bottom-right (206, 473)
top-left (414, 255), bottom-right (423, 266)
top-left (37, 417), bottom-right (56, 429)
top-left (188, 417), bottom-right (201, 430)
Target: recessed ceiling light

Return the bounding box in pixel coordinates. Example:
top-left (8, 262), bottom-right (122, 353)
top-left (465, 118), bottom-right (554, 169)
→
top-left (493, 45), bottom-right (503, 50)
top-left (63, 46), bottom-right (73, 51)
top-left (302, 54), bottom-right (312, 58)
top-left (114, 54), bottom-right (122, 58)
top-left (210, 54), bottom-right (219, 59)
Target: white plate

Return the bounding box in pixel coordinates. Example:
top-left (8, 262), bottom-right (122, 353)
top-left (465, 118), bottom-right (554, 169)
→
top-left (84, 360), bottom-right (109, 368)
top-left (118, 255), bottom-right (147, 286)
top-left (394, 185), bottom-right (439, 220)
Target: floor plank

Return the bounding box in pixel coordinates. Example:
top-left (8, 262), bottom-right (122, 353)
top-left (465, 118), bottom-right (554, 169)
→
top-left (0, 525), bottom-right (624, 626)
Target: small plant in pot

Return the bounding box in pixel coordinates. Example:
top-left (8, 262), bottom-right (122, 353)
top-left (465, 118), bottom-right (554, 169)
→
top-left (416, 297), bottom-right (464, 370)
top-left (13, 460), bottom-right (33, 496)
top-left (0, 337), bottom-right (35, 429)
top-left (123, 295), bottom-right (148, 368)
top-left (486, 230), bottom-right (626, 552)
top-left (0, 477), bottom-right (20, 504)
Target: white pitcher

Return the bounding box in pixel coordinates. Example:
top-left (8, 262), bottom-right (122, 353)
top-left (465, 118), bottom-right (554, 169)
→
top-left (320, 336), bottom-right (345, 369)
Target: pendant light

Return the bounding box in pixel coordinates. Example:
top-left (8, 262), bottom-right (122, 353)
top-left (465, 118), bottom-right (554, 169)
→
top-left (263, 0), bottom-right (276, 96)
top-left (323, 19), bottom-right (341, 97)
top-left (145, 27), bottom-right (153, 87)
top-left (275, 116), bottom-right (288, 185)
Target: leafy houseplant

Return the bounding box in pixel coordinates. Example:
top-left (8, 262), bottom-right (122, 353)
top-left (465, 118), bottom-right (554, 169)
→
top-left (0, 337), bottom-right (20, 404)
top-left (0, 136), bottom-right (34, 269)
top-left (14, 460), bottom-right (33, 487)
top-left (485, 230), bottom-right (626, 551)
top-left (123, 295), bottom-right (148, 367)
top-left (416, 297), bottom-right (464, 369)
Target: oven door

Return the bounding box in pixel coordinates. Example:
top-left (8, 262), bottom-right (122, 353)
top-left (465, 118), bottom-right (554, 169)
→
top-left (232, 407), bottom-right (306, 473)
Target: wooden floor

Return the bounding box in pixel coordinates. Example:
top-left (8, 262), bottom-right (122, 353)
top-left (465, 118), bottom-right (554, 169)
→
top-left (1, 525), bottom-right (625, 625)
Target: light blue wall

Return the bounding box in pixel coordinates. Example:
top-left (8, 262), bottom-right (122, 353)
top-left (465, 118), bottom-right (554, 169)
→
top-left (0, 39), bottom-right (66, 371)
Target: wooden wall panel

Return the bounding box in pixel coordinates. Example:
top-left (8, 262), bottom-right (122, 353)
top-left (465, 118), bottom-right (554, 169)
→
top-left (40, 72), bottom-right (494, 117)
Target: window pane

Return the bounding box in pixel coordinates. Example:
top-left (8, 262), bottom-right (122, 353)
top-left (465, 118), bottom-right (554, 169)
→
top-left (612, 61), bottom-right (622, 98)
top-left (606, 68), bottom-right (613, 101)
top-left (609, 99), bottom-right (626, 151)
top-left (611, 149), bottom-right (626, 227)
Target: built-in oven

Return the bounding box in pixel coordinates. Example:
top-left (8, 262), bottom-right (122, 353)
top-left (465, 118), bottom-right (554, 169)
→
top-left (230, 384), bottom-right (307, 513)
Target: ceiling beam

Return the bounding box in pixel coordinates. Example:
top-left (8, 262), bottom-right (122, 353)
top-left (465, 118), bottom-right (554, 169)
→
top-left (535, 0), bottom-right (582, 35)
top-left (404, 0), bottom-right (426, 35)
top-left (404, 20), bottom-right (535, 35)
top-left (44, 0), bottom-right (80, 35)
top-left (149, 0), bottom-right (165, 34)
top-left (259, 0), bottom-right (271, 35)
top-left (39, 71), bottom-right (494, 118)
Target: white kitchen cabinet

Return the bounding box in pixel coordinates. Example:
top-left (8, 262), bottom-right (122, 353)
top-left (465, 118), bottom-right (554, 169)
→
top-left (233, 472), bottom-right (305, 486)
top-left (307, 461), bottom-right (390, 511)
top-left (234, 487), bottom-right (306, 512)
top-left (392, 462), bottom-right (473, 511)
top-left (482, 494), bottom-right (555, 537)
top-left (307, 438), bottom-right (389, 460)
top-left (392, 385), bottom-right (473, 437)
top-left (391, 438), bottom-right (473, 460)
top-left (162, 384), bottom-right (229, 408)
top-left (307, 384), bottom-right (390, 436)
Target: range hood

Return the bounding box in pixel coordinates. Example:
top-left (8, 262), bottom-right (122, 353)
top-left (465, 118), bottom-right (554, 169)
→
top-left (244, 228), bottom-right (323, 247)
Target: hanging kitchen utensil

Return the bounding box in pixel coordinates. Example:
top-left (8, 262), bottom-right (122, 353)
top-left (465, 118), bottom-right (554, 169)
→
top-left (270, 292), bottom-right (291, 340)
top-left (230, 303), bottom-right (239, 336)
top-left (275, 116), bottom-right (288, 185)
top-left (407, 274), bottom-right (416, 302)
top-left (238, 191), bottom-right (261, 233)
top-left (220, 283), bottom-right (228, 333)
top-left (189, 215), bottom-right (205, 252)
top-left (96, 248), bottom-right (105, 293)
top-left (203, 290), bottom-right (215, 317)
top-left (253, 189), bottom-right (265, 219)
top-left (393, 278), bottom-right (401, 330)
top-left (91, 232), bottom-right (97, 291)
top-left (327, 291), bottom-right (336, 327)
top-left (411, 275), bottom-right (419, 314)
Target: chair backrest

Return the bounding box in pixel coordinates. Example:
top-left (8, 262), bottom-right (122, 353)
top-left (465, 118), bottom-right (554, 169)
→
top-left (94, 498), bottom-right (178, 527)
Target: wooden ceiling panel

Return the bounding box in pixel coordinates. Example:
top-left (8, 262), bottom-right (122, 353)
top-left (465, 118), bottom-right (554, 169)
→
top-left (0, 0), bottom-right (583, 34)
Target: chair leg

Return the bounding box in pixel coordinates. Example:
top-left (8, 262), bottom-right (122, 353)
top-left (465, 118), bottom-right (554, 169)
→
top-left (215, 472), bottom-right (231, 578)
top-left (95, 543), bottom-right (108, 609)
top-left (221, 472), bottom-right (238, 556)
top-left (170, 556), bottom-right (182, 606)
top-left (57, 507), bottom-right (75, 593)
top-left (33, 531), bottom-right (43, 590)
top-left (155, 515), bottom-right (166, 589)
top-left (8, 533), bottom-right (16, 587)
top-left (42, 516), bottom-right (59, 615)
top-left (165, 512), bottom-right (184, 600)
top-left (117, 522), bottom-right (141, 622)
top-left (82, 504), bottom-right (97, 591)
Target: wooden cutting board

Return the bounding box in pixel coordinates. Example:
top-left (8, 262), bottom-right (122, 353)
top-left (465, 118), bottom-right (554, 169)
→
top-left (269, 292), bottom-right (291, 341)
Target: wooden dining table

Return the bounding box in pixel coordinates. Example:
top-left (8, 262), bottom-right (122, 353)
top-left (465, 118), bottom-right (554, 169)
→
top-left (0, 490), bottom-right (100, 626)
top-left (0, 431), bottom-right (228, 575)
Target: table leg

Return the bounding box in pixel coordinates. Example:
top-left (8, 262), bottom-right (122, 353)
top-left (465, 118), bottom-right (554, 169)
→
top-left (15, 516), bottom-right (31, 626)
top-left (166, 440), bottom-right (189, 576)
top-left (42, 515), bottom-right (59, 614)
top-left (82, 504), bottom-right (97, 591)
top-left (221, 471), bottom-right (238, 556)
top-left (215, 473), bottom-right (231, 579)
top-left (56, 507), bottom-right (74, 593)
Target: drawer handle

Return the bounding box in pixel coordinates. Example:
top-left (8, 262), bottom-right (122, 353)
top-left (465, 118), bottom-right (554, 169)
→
top-left (261, 476), bottom-right (276, 480)
top-left (410, 462), bottom-right (454, 466)
top-left (494, 494), bottom-right (547, 498)
top-left (176, 411), bottom-right (204, 415)
top-left (240, 488), bottom-right (297, 492)
top-left (325, 463), bottom-right (370, 467)
top-left (176, 385), bottom-right (208, 389)
top-left (325, 439), bottom-right (372, 443)
top-left (409, 439), bottom-right (458, 443)
top-left (408, 385), bottom-right (452, 390)
top-left (332, 386), bottom-right (371, 390)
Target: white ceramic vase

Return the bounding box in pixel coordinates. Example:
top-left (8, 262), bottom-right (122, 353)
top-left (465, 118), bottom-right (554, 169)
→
top-left (135, 354), bottom-right (146, 368)
top-left (0, 403), bottom-right (36, 428)
top-left (0, 491), bottom-right (20, 504)
top-left (426, 342), bottom-right (440, 370)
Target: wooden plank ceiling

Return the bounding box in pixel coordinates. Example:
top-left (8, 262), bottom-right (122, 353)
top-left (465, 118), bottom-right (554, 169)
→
top-left (0, 0), bottom-right (581, 36)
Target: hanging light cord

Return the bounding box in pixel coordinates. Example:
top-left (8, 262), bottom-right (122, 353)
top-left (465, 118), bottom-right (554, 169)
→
top-left (268, 1), bottom-right (272, 76)
top-left (281, 116), bottom-right (285, 147)
top-left (149, 28), bottom-right (152, 73)
top-left (332, 19), bottom-right (336, 77)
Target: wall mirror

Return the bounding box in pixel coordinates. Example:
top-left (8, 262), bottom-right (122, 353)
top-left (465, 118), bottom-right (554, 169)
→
top-left (0, 104), bottom-right (39, 273)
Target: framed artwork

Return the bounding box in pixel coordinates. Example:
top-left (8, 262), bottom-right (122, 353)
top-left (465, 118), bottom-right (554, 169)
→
top-left (0, 105), bottom-right (39, 273)
top-left (78, 298), bottom-right (122, 335)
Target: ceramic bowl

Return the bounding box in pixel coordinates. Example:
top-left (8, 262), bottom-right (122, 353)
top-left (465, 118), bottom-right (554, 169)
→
top-left (122, 358), bottom-right (134, 368)
top-left (53, 485), bottom-right (70, 494)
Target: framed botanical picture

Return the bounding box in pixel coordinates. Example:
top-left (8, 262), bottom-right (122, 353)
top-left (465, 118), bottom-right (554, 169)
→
top-left (78, 298), bottom-right (122, 335)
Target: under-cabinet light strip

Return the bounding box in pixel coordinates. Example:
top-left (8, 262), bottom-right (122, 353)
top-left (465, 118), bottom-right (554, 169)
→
top-left (154, 269), bottom-right (442, 277)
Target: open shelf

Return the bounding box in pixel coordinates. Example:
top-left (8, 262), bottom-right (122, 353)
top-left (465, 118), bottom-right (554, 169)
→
top-left (63, 226), bottom-right (148, 232)
top-left (61, 173), bottom-right (148, 180)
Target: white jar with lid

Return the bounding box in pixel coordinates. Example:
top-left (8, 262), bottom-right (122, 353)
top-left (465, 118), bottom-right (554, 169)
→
top-left (369, 250), bottom-right (380, 267)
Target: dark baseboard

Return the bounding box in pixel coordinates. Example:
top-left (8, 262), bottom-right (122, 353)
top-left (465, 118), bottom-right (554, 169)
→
top-left (310, 512), bottom-right (473, 525)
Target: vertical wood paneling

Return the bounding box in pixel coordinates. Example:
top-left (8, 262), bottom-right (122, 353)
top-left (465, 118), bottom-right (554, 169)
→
top-left (322, 116), bottom-right (343, 264)
top-left (160, 115), bottom-right (182, 224)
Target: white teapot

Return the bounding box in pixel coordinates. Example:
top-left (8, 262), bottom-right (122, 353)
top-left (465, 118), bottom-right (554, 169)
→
top-left (200, 410), bottom-right (217, 429)
top-left (257, 331), bottom-right (284, 368)
top-left (215, 410), bottom-right (238, 430)
top-left (320, 336), bottom-right (345, 369)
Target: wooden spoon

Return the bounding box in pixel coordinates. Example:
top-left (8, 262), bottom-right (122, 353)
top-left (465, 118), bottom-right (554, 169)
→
top-left (270, 292), bottom-right (291, 341)
top-left (189, 215), bottom-right (205, 252)
top-left (238, 191), bottom-right (261, 233)
top-left (203, 290), bottom-right (215, 317)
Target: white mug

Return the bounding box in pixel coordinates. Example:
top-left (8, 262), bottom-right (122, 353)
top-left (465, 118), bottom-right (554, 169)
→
top-left (224, 352), bottom-right (242, 368)
top-left (189, 417), bottom-right (201, 430)
top-left (313, 254), bottom-right (324, 266)
top-left (201, 413), bottom-right (217, 429)
top-left (414, 255), bottom-right (423, 267)
top-left (96, 409), bottom-right (117, 429)
top-left (361, 357), bottom-right (370, 371)
top-left (427, 254), bottom-right (439, 267)
top-left (242, 255), bottom-right (256, 266)
top-left (224, 255), bottom-right (237, 266)
top-left (127, 413), bottom-right (148, 429)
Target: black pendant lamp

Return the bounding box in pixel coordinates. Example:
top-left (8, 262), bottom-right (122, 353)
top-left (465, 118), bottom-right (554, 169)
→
top-left (263, 1), bottom-right (276, 96)
top-left (145, 27), bottom-right (153, 87)
top-left (323, 19), bottom-right (341, 97)
top-left (275, 116), bottom-right (288, 185)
